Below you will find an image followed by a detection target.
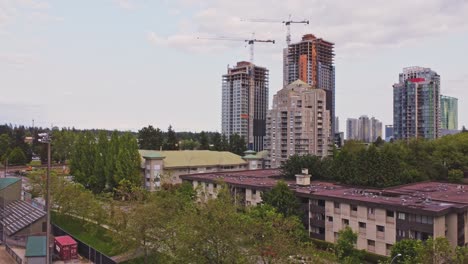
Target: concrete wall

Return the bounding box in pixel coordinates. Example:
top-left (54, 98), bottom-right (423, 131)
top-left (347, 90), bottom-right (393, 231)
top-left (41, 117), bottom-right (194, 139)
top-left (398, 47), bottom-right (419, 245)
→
top-left (26, 256), bottom-right (46, 264)
top-left (14, 217), bottom-right (46, 238)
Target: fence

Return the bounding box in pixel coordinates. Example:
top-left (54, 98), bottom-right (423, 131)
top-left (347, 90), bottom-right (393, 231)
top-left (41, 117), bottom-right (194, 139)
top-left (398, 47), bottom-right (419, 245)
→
top-left (52, 224), bottom-right (116, 264)
top-left (5, 244), bottom-right (22, 264)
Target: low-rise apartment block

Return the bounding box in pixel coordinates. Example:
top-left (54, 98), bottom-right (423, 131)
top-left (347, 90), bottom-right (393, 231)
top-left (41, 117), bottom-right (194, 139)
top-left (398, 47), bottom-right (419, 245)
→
top-left (181, 170), bottom-right (468, 256)
top-left (139, 150), bottom-right (266, 190)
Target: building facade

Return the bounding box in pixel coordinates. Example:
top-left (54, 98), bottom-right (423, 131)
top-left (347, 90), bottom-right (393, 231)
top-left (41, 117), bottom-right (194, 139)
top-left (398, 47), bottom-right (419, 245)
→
top-left (358, 116), bottom-right (371, 143)
top-left (440, 95), bottom-right (458, 130)
top-left (385, 125), bottom-right (394, 141)
top-left (393, 67), bottom-right (440, 140)
top-left (264, 80), bottom-right (331, 168)
top-left (370, 117), bottom-right (383, 142)
top-left (181, 170), bottom-right (468, 256)
top-left (285, 34), bottom-right (335, 136)
top-left (139, 150), bottom-right (265, 191)
top-left (346, 118), bottom-right (359, 140)
top-left (222, 61), bottom-right (269, 151)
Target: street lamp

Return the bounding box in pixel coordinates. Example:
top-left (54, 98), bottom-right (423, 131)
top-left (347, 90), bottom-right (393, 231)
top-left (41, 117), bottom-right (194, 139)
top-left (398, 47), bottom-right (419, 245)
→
top-left (38, 133), bottom-right (51, 264)
top-left (390, 253), bottom-right (402, 264)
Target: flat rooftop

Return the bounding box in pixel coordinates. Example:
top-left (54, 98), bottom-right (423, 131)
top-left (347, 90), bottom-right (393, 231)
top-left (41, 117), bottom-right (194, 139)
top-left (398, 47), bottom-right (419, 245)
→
top-left (181, 170), bottom-right (468, 215)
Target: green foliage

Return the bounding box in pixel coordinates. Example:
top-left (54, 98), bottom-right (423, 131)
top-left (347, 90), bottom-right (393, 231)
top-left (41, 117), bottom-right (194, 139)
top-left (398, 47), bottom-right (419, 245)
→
top-left (261, 181), bottom-right (300, 218)
top-left (70, 131), bottom-right (141, 193)
top-left (137, 125), bottom-right (164, 150)
top-left (448, 169), bottom-right (464, 183)
top-left (335, 226), bottom-right (361, 263)
top-left (282, 133), bottom-right (468, 187)
top-left (390, 239), bottom-right (423, 264)
top-left (198, 131), bottom-right (210, 150)
top-left (179, 139), bottom-right (200, 150)
top-left (0, 134), bottom-right (11, 161)
top-left (164, 125), bottom-right (178, 150)
top-left (8, 146), bottom-right (27, 165)
top-left (228, 133), bottom-right (247, 155)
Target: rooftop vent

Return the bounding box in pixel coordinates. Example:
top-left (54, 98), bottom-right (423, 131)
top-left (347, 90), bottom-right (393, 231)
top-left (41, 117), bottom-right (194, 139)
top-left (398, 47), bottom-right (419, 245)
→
top-left (295, 168), bottom-right (311, 186)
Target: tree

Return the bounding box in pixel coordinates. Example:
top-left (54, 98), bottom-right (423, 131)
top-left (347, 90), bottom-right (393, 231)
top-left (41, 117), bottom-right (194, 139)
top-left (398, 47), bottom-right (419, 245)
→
top-left (229, 133), bottom-right (247, 155)
top-left (220, 134), bottom-right (229, 151)
top-left (335, 226), bottom-right (361, 263)
top-left (137, 125), bottom-right (164, 150)
top-left (114, 133), bottom-right (141, 187)
top-left (198, 131), bottom-right (209, 150)
top-left (390, 239), bottom-right (422, 264)
top-left (417, 237), bottom-right (454, 264)
top-left (8, 147), bottom-right (27, 165)
top-left (211, 132), bottom-right (222, 151)
top-left (448, 169), bottom-right (464, 183)
top-left (373, 136), bottom-right (384, 147)
top-left (91, 131), bottom-right (109, 193)
top-left (179, 139), bottom-right (199, 150)
top-left (0, 134), bottom-right (11, 161)
top-left (164, 125), bottom-right (178, 150)
top-left (261, 181), bottom-right (300, 218)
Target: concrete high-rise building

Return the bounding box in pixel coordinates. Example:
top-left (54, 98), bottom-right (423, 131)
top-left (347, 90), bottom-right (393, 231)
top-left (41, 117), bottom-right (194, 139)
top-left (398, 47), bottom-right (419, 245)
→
top-left (393, 67), bottom-right (440, 140)
top-left (370, 117), bottom-right (383, 142)
top-left (265, 80), bottom-right (331, 168)
top-left (346, 118), bottom-right (359, 140)
top-left (347, 116), bottom-right (382, 142)
top-left (385, 125), bottom-right (394, 141)
top-left (285, 34), bottom-right (335, 136)
top-left (440, 95), bottom-right (458, 130)
top-left (222, 61), bottom-right (269, 151)
top-left (335, 116), bottom-right (340, 133)
top-left (358, 115), bottom-right (371, 143)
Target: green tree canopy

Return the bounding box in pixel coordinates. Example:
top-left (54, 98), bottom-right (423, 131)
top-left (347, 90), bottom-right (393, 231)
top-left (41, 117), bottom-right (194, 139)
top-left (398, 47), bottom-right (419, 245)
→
top-left (261, 180), bottom-right (300, 218)
top-left (137, 125), bottom-right (164, 150)
top-left (8, 147), bottom-right (27, 165)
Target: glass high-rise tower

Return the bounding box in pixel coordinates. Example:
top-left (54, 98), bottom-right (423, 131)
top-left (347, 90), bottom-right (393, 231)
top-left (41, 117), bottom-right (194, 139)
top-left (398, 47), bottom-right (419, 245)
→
top-left (393, 67), bottom-right (440, 140)
top-left (440, 95), bottom-right (458, 130)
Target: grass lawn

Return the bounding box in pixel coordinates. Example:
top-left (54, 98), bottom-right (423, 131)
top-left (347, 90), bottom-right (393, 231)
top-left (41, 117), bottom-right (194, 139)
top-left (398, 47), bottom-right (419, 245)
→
top-left (52, 212), bottom-right (124, 256)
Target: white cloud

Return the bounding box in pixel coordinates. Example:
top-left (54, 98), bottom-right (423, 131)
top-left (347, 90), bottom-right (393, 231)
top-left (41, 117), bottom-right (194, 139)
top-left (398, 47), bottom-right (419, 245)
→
top-left (0, 53), bottom-right (35, 68)
top-left (156, 0), bottom-right (468, 57)
top-left (113, 0), bottom-right (135, 10)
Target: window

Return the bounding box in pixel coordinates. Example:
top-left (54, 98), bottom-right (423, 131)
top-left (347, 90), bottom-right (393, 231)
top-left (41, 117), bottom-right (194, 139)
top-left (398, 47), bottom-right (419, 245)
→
top-left (252, 189), bottom-right (256, 195)
top-left (386, 244), bottom-right (393, 251)
top-left (342, 219), bottom-right (349, 226)
top-left (334, 202), bottom-right (340, 209)
top-left (359, 222), bottom-right (366, 228)
top-left (386, 210), bottom-right (394, 217)
top-left (368, 208), bottom-right (375, 214)
top-left (351, 205), bottom-right (358, 211)
top-left (213, 183), bottom-right (218, 189)
top-left (327, 216), bottom-right (333, 222)
top-left (397, 229), bottom-right (406, 237)
top-left (367, 240), bottom-right (375, 246)
top-left (398, 212), bottom-right (406, 220)
top-left (377, 225), bottom-right (385, 232)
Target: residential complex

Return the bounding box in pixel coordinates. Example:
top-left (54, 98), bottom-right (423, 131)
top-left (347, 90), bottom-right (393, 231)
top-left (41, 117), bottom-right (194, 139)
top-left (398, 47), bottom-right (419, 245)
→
top-left (139, 150), bottom-right (266, 190)
top-left (346, 118), bottom-right (359, 140)
top-left (393, 67), bottom-right (441, 140)
top-left (346, 116), bottom-right (382, 142)
top-left (181, 169), bottom-right (468, 256)
top-left (440, 95), bottom-right (458, 130)
top-left (285, 34), bottom-right (336, 135)
top-left (264, 80), bottom-right (331, 168)
top-left (222, 61), bottom-right (269, 151)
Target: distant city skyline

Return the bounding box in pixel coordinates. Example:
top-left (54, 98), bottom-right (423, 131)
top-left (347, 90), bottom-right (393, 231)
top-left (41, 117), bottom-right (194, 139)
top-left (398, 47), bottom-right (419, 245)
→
top-left (1, 1), bottom-right (467, 132)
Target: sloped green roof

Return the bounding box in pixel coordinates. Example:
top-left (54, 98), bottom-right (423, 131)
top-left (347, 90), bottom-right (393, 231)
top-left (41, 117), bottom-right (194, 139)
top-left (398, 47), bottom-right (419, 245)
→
top-left (0, 178), bottom-right (20, 191)
top-left (139, 150), bottom-right (247, 168)
top-left (244, 150), bottom-right (256, 155)
top-left (255, 150), bottom-right (268, 159)
top-left (25, 236), bottom-right (46, 257)
top-left (142, 152), bottom-right (165, 159)
top-left (243, 154), bottom-right (259, 160)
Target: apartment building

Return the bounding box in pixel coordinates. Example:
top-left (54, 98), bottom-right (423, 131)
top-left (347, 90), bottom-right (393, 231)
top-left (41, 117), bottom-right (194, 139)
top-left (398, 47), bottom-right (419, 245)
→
top-left (346, 118), bottom-right (359, 140)
top-left (440, 95), bottom-right (458, 130)
top-left (222, 61), bottom-right (269, 151)
top-left (393, 67), bottom-right (441, 140)
top-left (139, 150), bottom-right (265, 191)
top-left (181, 170), bottom-right (468, 256)
top-left (285, 34), bottom-right (336, 135)
top-left (264, 80), bottom-right (331, 168)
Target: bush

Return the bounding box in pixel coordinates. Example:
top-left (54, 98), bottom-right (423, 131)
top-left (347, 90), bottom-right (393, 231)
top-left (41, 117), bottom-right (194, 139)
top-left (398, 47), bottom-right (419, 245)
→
top-left (448, 169), bottom-right (464, 183)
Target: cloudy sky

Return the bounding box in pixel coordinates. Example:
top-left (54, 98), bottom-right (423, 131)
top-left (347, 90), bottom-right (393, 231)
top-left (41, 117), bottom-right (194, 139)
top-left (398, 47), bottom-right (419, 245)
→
top-left (1, 0), bottom-right (467, 133)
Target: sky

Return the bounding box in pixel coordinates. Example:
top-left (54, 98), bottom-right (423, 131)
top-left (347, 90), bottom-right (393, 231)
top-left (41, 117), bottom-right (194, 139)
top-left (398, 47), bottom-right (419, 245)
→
top-left (1, 0), bottom-right (467, 133)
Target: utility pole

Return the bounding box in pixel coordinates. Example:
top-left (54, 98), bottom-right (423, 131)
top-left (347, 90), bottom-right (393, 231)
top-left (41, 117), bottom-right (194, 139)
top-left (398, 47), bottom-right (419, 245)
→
top-left (38, 133), bottom-right (51, 264)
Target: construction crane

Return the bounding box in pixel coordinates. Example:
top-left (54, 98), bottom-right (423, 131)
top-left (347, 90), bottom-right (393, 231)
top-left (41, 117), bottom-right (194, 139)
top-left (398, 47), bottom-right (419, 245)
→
top-left (197, 34), bottom-right (275, 63)
top-left (242, 15), bottom-right (309, 46)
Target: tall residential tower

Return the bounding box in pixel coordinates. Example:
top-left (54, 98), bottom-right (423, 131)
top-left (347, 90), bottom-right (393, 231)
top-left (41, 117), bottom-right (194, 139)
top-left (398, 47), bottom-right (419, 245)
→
top-left (393, 67), bottom-right (440, 140)
top-left (285, 34), bottom-right (335, 136)
top-left (222, 61), bottom-right (269, 151)
top-left (265, 80), bottom-right (331, 168)
top-left (440, 95), bottom-right (458, 130)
